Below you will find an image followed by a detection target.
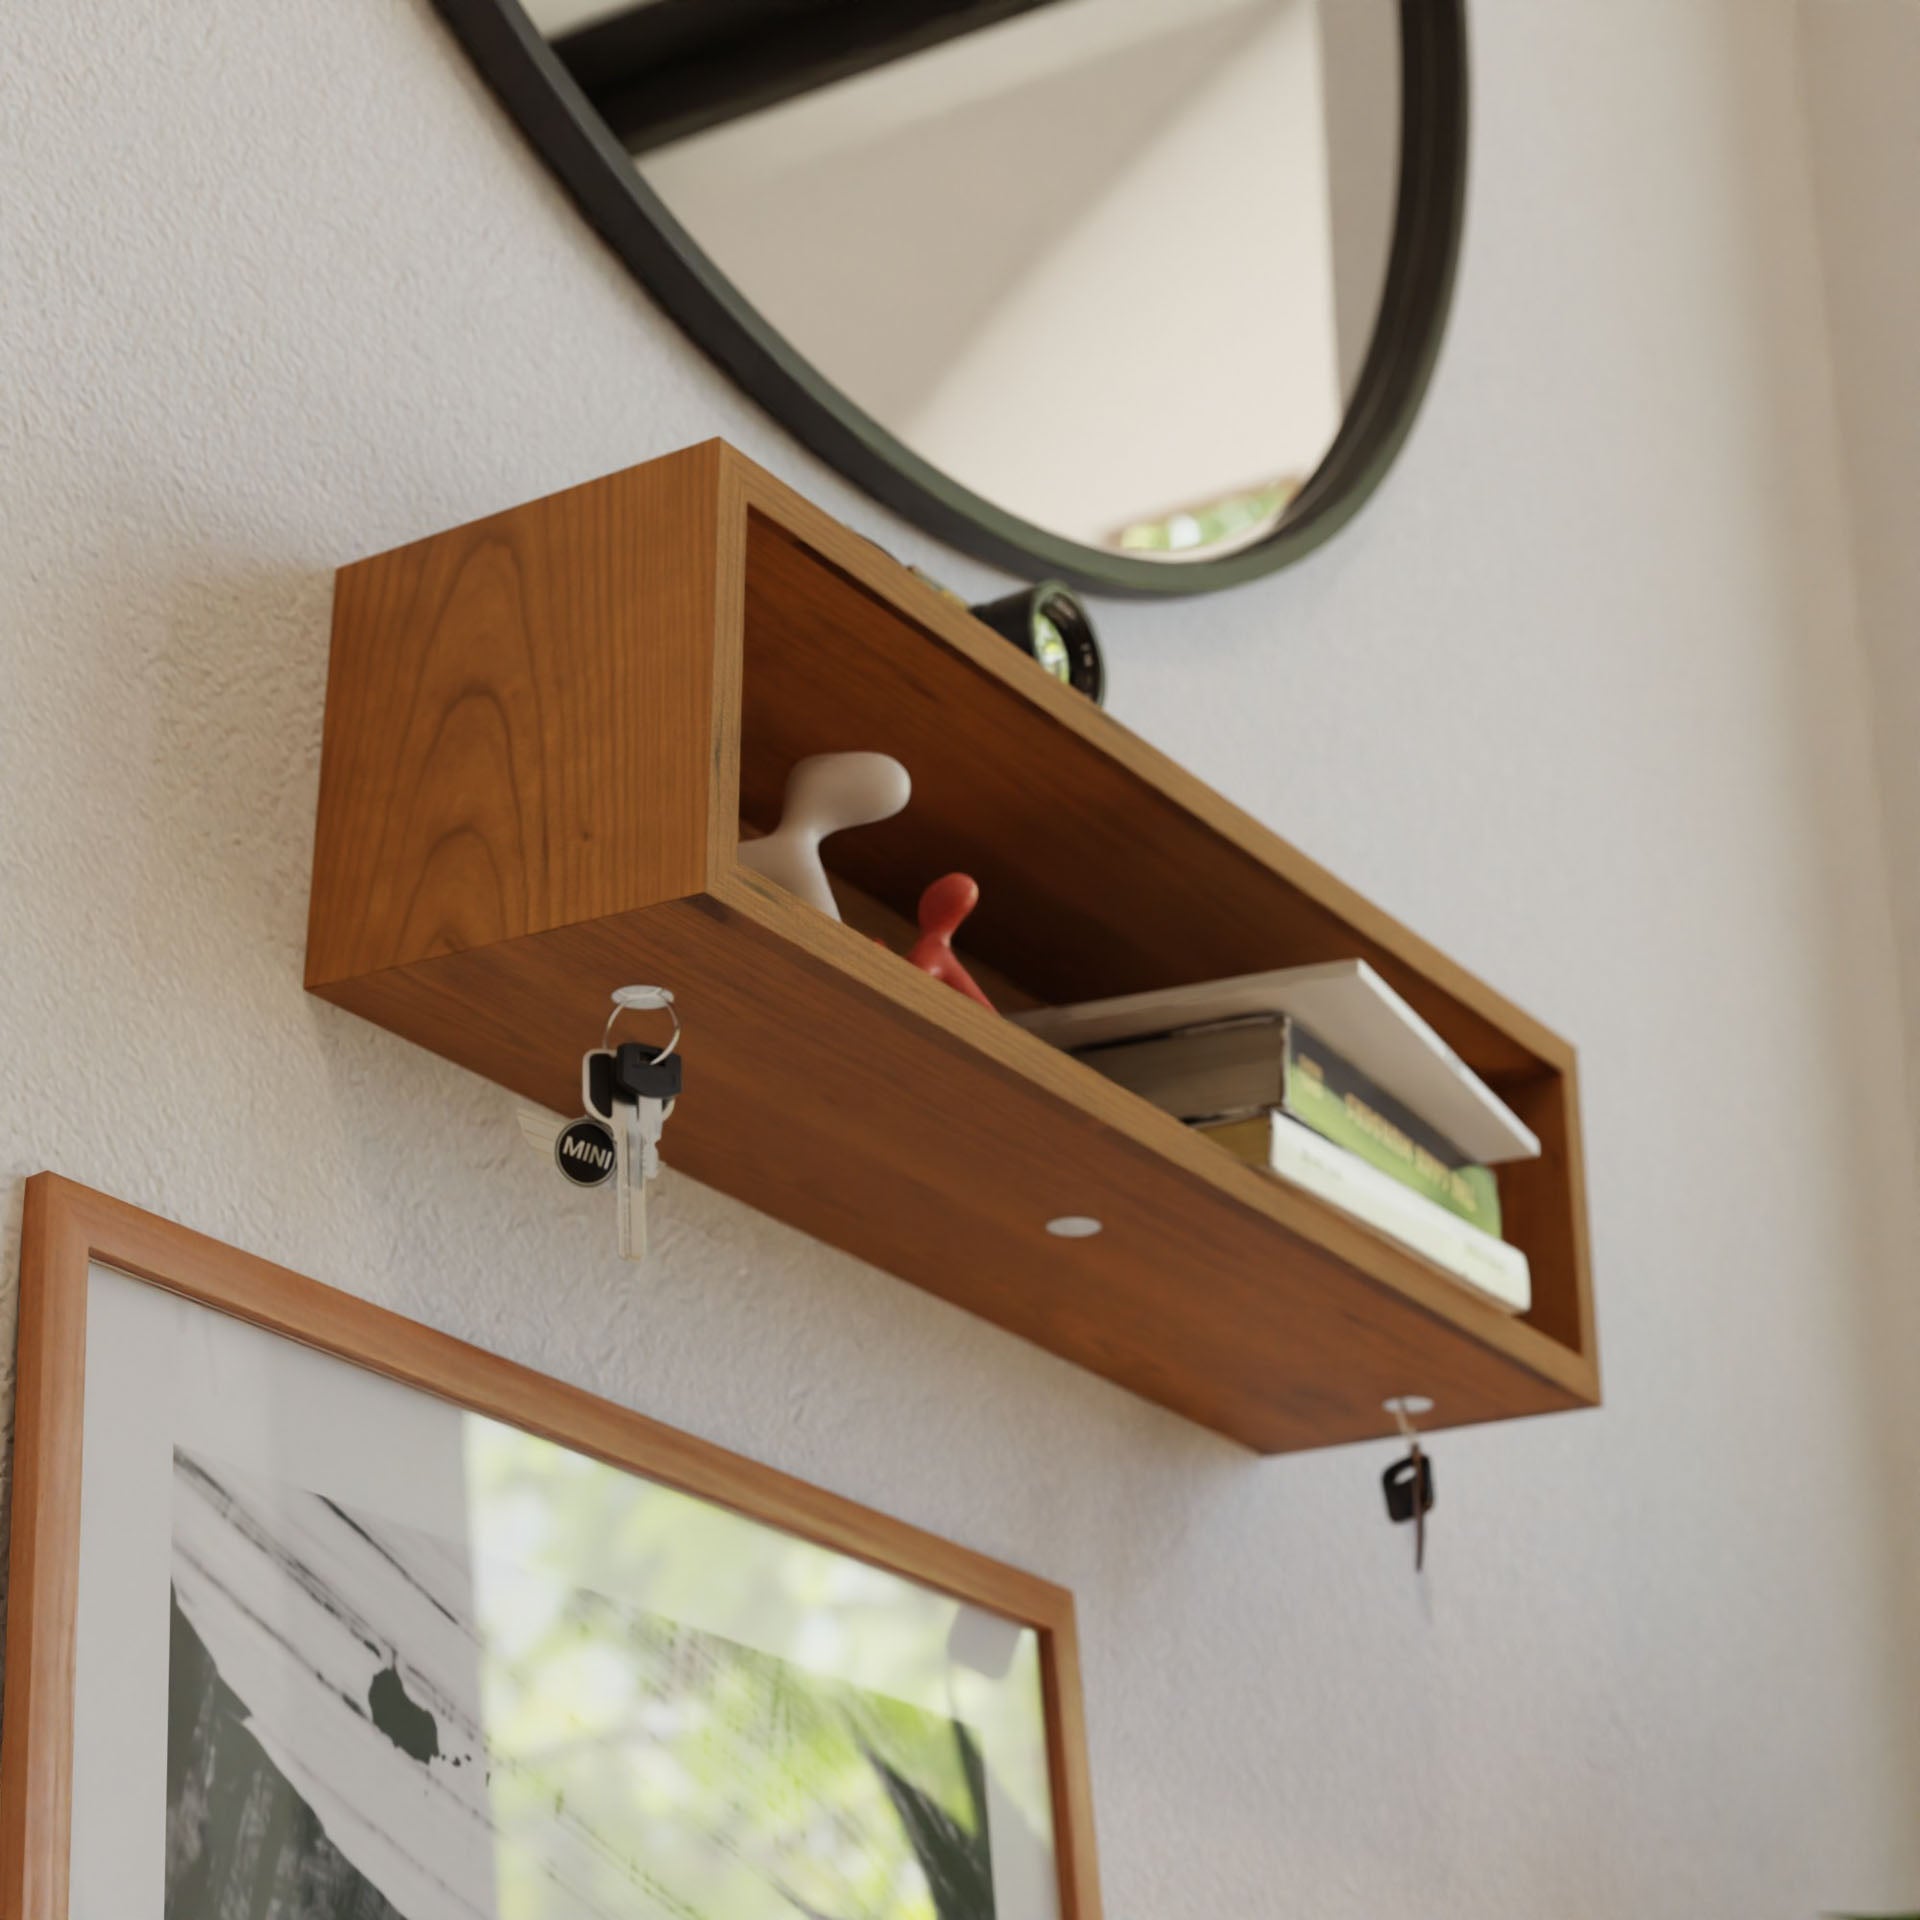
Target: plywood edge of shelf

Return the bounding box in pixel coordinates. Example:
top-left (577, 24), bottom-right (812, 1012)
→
top-left (712, 869), bottom-right (1598, 1408)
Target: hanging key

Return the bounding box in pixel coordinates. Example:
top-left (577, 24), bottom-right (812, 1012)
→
top-left (580, 992), bottom-right (682, 1266)
top-left (516, 989), bottom-right (684, 1264)
top-left (1382, 1448), bottom-right (1435, 1570)
top-left (1381, 1396), bottom-right (1436, 1574)
top-left (584, 1040), bottom-right (682, 1263)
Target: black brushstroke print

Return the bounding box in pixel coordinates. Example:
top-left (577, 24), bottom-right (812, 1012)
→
top-left (368, 1664), bottom-right (441, 1764)
top-left (165, 1585), bottom-right (411, 1920)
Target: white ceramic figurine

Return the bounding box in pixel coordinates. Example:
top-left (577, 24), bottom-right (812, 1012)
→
top-left (739, 751), bottom-right (911, 919)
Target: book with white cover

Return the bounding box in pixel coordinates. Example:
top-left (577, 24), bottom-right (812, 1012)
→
top-left (1203, 1109), bottom-right (1532, 1315)
top-left (1015, 959), bottom-right (1541, 1166)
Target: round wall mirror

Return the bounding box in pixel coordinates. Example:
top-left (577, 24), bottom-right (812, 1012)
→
top-left (439, 0), bottom-right (1467, 595)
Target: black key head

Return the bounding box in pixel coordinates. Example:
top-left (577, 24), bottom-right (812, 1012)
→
top-left (613, 1040), bottom-right (682, 1101)
top-left (1381, 1451), bottom-right (1435, 1525)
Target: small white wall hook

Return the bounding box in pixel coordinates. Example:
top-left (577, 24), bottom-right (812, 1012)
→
top-left (1384, 1394), bottom-right (1434, 1439)
top-left (605, 985), bottom-right (680, 1058)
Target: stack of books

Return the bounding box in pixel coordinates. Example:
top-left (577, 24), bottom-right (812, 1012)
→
top-left (1015, 961), bottom-right (1541, 1314)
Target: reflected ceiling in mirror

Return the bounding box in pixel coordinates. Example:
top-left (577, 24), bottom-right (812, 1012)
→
top-left (446, 0), bottom-right (1467, 593)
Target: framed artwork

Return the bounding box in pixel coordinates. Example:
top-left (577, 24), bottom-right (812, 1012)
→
top-left (0, 1175), bottom-right (1101, 1920)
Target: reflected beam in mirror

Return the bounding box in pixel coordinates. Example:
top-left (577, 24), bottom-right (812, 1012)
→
top-left (544, 0), bottom-right (1066, 154)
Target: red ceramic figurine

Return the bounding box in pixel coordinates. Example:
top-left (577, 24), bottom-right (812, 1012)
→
top-left (907, 873), bottom-right (995, 1011)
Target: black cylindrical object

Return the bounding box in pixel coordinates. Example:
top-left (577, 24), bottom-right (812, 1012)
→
top-left (968, 583), bottom-right (1105, 706)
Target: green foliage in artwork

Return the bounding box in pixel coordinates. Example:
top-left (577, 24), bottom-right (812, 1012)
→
top-left (461, 1420), bottom-right (1036, 1920)
top-left (865, 1723), bottom-right (995, 1920)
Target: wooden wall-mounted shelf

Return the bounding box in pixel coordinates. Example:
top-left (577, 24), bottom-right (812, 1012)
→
top-left (308, 441), bottom-right (1598, 1455)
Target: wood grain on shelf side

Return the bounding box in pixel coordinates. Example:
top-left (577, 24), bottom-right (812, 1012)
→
top-left (0, 1175), bottom-right (1105, 1920)
top-left (308, 445), bottom-right (726, 987)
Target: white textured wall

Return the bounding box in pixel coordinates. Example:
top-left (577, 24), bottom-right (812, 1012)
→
top-left (1802, 0), bottom-right (1920, 1207)
top-left (1799, 14), bottom-right (1920, 1854)
top-left (3, 1), bottom-right (1918, 1913)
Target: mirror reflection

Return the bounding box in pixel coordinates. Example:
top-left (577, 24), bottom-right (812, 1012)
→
top-left (527, 0), bottom-right (1402, 561)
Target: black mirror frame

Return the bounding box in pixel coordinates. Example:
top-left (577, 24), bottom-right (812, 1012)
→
top-left (433, 0), bottom-right (1468, 598)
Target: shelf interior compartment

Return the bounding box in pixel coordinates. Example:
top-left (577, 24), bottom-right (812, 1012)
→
top-left (736, 509), bottom-right (1589, 1365)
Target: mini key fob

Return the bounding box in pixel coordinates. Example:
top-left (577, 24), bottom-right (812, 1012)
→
top-left (553, 1116), bottom-right (617, 1187)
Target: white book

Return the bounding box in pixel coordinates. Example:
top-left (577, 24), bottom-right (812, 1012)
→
top-left (1015, 959), bottom-right (1541, 1166)
top-left (1205, 1109), bottom-right (1532, 1315)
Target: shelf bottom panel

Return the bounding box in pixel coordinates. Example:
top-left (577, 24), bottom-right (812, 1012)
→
top-left (314, 890), bottom-right (1595, 1455)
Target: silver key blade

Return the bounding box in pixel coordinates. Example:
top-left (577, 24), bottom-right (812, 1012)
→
top-left (635, 1094), bottom-right (669, 1182)
top-left (615, 1101), bottom-right (646, 1265)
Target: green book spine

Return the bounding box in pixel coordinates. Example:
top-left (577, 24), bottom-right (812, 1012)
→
top-left (1282, 1028), bottom-right (1503, 1236)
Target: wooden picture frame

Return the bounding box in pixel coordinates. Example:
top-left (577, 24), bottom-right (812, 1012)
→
top-left (1, 1173), bottom-right (1102, 1919)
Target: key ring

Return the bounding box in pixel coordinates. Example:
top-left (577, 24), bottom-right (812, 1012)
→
top-left (1385, 1394), bottom-right (1432, 1440)
top-left (605, 985), bottom-right (680, 1061)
